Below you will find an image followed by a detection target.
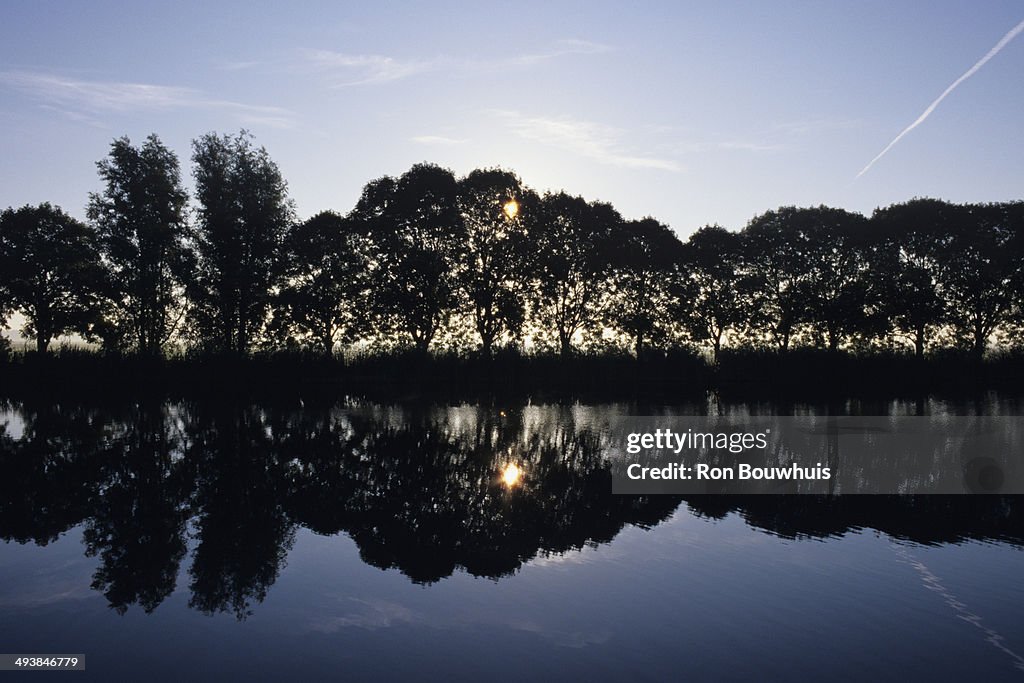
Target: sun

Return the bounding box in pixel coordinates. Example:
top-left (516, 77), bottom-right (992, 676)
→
top-left (503, 199), bottom-right (519, 220)
top-left (501, 463), bottom-right (522, 487)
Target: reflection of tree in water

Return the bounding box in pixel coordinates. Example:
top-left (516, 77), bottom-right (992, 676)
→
top-left (0, 399), bottom-right (1022, 618)
top-left (82, 402), bottom-right (191, 614)
top-left (686, 495), bottom-right (1024, 546)
top-left (282, 404), bottom-right (679, 583)
top-left (186, 404), bottom-right (297, 619)
top-left (0, 400), bottom-right (105, 545)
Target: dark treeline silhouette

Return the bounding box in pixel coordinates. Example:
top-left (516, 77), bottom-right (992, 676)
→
top-left (1, 397), bottom-right (1020, 617)
top-left (2, 131), bottom-right (1024, 363)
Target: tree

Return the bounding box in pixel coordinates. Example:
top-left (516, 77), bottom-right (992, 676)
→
top-left (353, 164), bottom-right (463, 352)
top-left (679, 225), bottom-right (746, 363)
top-left (0, 203), bottom-right (105, 353)
top-left (740, 207), bottom-right (818, 350)
top-left (1002, 201), bottom-right (1024, 347)
top-left (0, 248), bottom-right (11, 355)
top-left (798, 207), bottom-right (872, 351)
top-left (936, 202), bottom-right (1021, 358)
top-left (188, 131), bottom-right (294, 354)
top-left (530, 192), bottom-right (619, 356)
top-left (272, 211), bottom-right (369, 355)
top-left (870, 199), bottom-right (950, 357)
top-left (88, 134), bottom-right (192, 354)
top-left (604, 217), bottom-right (684, 356)
top-left (457, 168), bottom-right (536, 356)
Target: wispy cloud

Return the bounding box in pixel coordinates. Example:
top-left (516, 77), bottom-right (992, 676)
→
top-left (297, 50), bottom-right (433, 86)
top-left (856, 18), bottom-right (1024, 179)
top-left (503, 39), bottom-right (612, 66)
top-left (307, 598), bottom-right (418, 633)
top-left (37, 103), bottom-right (107, 128)
top-left (289, 38), bottom-right (611, 87)
top-left (493, 110), bottom-right (682, 172)
top-left (638, 123), bottom-right (784, 155)
top-left (411, 134), bottom-right (467, 145)
top-left (0, 70), bottom-right (296, 128)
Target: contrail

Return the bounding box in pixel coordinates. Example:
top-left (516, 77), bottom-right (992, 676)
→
top-left (856, 18), bottom-right (1024, 179)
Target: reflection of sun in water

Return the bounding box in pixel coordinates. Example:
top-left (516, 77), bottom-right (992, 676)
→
top-left (502, 463), bottom-right (522, 487)
top-left (503, 199), bottom-right (519, 220)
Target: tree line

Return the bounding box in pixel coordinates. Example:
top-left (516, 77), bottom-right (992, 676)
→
top-left (1, 131), bottom-right (1023, 360)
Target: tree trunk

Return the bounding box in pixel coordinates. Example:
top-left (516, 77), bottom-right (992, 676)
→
top-left (914, 328), bottom-right (925, 359)
top-left (973, 326), bottom-right (986, 360)
top-left (321, 327), bottom-right (334, 358)
top-left (559, 330), bottom-right (572, 358)
top-left (712, 334), bottom-right (722, 365)
top-left (414, 333), bottom-right (430, 355)
top-left (36, 331), bottom-right (49, 354)
top-left (778, 329), bottom-right (791, 351)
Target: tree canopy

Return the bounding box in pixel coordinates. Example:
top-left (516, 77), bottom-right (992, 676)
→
top-left (3, 130), bottom-right (1024, 360)
top-left (189, 131), bottom-right (295, 354)
top-left (0, 203), bottom-right (105, 352)
top-left (88, 133), bottom-right (192, 354)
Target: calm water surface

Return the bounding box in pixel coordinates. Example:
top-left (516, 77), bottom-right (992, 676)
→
top-left (0, 397), bottom-right (1022, 681)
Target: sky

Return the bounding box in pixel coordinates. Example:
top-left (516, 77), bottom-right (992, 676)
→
top-left (1, 0), bottom-right (1023, 238)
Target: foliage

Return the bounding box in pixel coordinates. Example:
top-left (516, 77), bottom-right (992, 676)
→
top-left (353, 164), bottom-right (463, 352)
top-left (271, 211), bottom-right (369, 355)
top-left (457, 168), bottom-right (537, 355)
top-left (678, 225), bottom-right (745, 362)
top-left (188, 131), bottom-right (295, 354)
top-left (5, 132), bottom-right (1024, 361)
top-left (529, 192), bottom-right (619, 355)
top-left (0, 203), bottom-right (106, 353)
top-left (870, 199), bottom-right (952, 357)
top-left (603, 217), bottom-right (684, 355)
top-left (88, 134), bottom-right (193, 354)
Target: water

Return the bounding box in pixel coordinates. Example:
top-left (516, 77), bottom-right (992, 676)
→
top-left (1, 397), bottom-right (1022, 681)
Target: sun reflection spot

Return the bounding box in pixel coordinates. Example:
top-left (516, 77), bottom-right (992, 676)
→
top-left (502, 463), bottom-right (522, 487)
top-left (503, 199), bottom-right (519, 220)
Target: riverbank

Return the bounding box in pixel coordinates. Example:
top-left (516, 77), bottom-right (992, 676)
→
top-left (2, 347), bottom-right (1023, 402)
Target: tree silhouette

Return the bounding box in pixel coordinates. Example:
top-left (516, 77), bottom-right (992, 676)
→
top-left (272, 211), bottom-right (369, 355)
top-left (741, 207), bottom-right (818, 350)
top-left (937, 202), bottom-right (1021, 358)
top-left (679, 225), bottom-right (746, 363)
top-left (870, 199), bottom-right (950, 357)
top-left (354, 164), bottom-right (463, 352)
top-left (799, 207), bottom-right (872, 351)
top-left (0, 272), bottom-right (10, 358)
top-left (189, 131), bottom-right (294, 354)
top-left (5, 129), bottom-right (1024, 360)
top-left (1005, 201), bottom-right (1024, 343)
top-left (530, 193), bottom-right (619, 356)
top-left (457, 168), bottom-right (535, 355)
top-left (604, 217), bottom-right (684, 356)
top-left (0, 203), bottom-right (105, 353)
top-left (87, 134), bottom-right (193, 354)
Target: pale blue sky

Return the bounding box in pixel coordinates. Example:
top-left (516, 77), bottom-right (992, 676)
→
top-left (1, 1), bottom-right (1023, 236)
